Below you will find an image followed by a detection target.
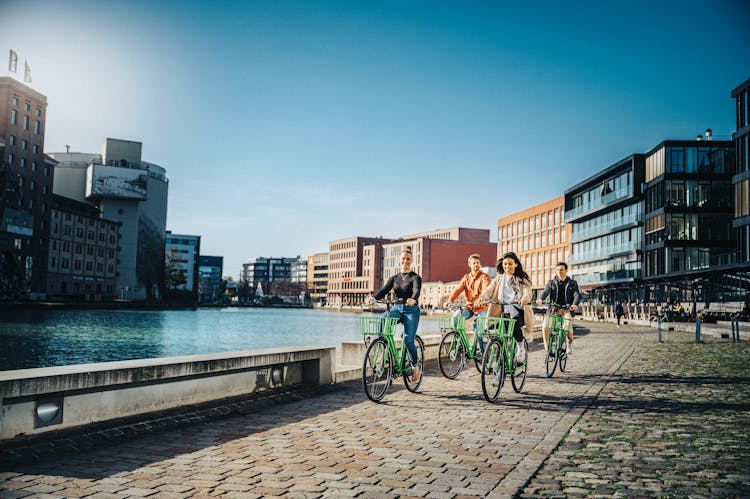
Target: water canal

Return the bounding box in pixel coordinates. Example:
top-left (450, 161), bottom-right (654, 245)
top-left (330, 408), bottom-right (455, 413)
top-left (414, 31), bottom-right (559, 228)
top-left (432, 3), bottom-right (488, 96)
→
top-left (0, 308), bottom-right (442, 370)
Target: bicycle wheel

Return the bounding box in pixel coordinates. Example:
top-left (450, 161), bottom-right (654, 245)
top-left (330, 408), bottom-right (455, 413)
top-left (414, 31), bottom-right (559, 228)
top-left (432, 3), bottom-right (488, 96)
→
top-left (481, 339), bottom-right (504, 402)
top-left (511, 338), bottom-right (528, 393)
top-left (403, 335), bottom-right (425, 392)
top-left (473, 333), bottom-right (484, 373)
top-left (559, 338), bottom-right (568, 373)
top-left (438, 331), bottom-right (465, 379)
top-left (362, 337), bottom-right (393, 402)
top-left (545, 334), bottom-right (558, 378)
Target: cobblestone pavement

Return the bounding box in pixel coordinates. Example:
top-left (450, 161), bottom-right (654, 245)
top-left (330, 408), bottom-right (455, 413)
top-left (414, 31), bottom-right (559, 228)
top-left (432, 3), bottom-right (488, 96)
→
top-left (1, 324), bottom-right (748, 498)
top-left (521, 331), bottom-right (750, 498)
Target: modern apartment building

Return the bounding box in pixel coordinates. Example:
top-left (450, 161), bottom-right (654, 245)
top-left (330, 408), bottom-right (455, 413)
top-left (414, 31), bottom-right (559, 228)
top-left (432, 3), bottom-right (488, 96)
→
top-left (165, 232), bottom-right (201, 297)
top-left (379, 228), bottom-right (496, 285)
top-left (642, 136), bottom-right (736, 302)
top-left (49, 138), bottom-right (169, 300)
top-left (732, 77), bottom-right (750, 267)
top-left (497, 196), bottom-right (571, 290)
top-left (306, 252), bottom-right (329, 305)
top-left (46, 195), bottom-right (119, 298)
top-left (327, 228), bottom-right (496, 307)
top-left (327, 236), bottom-right (393, 306)
top-left (290, 257), bottom-right (307, 284)
top-left (198, 255), bottom-right (223, 304)
top-left (0, 77), bottom-right (51, 294)
top-left (241, 256), bottom-right (298, 296)
top-left (564, 154), bottom-right (645, 302)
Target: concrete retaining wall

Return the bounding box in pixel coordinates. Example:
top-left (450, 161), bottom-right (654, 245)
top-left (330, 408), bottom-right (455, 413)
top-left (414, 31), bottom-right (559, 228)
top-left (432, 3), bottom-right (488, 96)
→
top-left (0, 346), bottom-right (335, 442)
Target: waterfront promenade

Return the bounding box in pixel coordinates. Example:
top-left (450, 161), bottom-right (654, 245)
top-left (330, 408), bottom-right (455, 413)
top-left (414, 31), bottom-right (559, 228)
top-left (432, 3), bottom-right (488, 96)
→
top-left (1, 323), bottom-right (749, 498)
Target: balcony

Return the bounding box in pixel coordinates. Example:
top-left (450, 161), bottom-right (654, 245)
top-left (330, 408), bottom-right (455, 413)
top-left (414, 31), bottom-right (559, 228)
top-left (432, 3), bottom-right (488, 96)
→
top-left (570, 212), bottom-right (642, 242)
top-left (565, 187), bottom-right (631, 221)
top-left (0, 208), bottom-right (33, 237)
top-left (569, 241), bottom-right (640, 264)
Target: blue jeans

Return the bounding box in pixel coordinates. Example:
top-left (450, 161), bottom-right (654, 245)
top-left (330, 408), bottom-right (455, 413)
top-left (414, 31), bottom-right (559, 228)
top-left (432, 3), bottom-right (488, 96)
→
top-left (384, 304), bottom-right (420, 364)
top-left (452, 308), bottom-right (486, 353)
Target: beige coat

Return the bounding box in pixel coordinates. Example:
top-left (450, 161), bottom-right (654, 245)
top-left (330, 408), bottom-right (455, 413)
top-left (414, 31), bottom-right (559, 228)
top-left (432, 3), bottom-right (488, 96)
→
top-left (479, 274), bottom-right (535, 338)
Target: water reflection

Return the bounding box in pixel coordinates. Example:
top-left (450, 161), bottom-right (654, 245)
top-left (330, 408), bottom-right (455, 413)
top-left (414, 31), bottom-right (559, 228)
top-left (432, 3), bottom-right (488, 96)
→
top-left (0, 308), bottom-right (441, 370)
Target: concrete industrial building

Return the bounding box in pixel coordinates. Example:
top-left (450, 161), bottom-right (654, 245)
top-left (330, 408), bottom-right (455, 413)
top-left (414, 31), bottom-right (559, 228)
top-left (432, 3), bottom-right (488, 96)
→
top-left (49, 138), bottom-right (169, 300)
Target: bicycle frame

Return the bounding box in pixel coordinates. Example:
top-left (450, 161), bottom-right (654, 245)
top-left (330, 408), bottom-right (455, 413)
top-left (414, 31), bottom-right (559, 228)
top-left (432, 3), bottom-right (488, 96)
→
top-left (439, 310), bottom-right (481, 361)
top-left (477, 316), bottom-right (517, 373)
top-left (359, 316), bottom-right (411, 375)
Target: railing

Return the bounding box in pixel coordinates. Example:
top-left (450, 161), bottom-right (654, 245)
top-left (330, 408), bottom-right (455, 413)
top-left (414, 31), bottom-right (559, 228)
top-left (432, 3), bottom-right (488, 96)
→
top-left (571, 212), bottom-right (641, 242)
top-left (573, 269), bottom-right (640, 285)
top-left (565, 187), bottom-right (631, 221)
top-left (569, 242), bottom-right (640, 263)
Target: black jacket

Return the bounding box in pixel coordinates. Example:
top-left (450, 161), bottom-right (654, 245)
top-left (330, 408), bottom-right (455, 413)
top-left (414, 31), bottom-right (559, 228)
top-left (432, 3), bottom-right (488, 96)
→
top-left (539, 276), bottom-right (581, 307)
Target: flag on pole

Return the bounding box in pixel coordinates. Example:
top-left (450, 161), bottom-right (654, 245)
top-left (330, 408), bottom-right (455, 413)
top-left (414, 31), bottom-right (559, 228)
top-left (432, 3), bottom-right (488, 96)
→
top-left (24, 60), bottom-right (31, 83)
top-left (8, 49), bottom-right (18, 73)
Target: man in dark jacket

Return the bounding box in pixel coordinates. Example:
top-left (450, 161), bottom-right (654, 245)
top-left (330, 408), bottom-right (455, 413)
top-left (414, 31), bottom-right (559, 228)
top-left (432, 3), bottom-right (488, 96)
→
top-left (537, 262), bottom-right (581, 353)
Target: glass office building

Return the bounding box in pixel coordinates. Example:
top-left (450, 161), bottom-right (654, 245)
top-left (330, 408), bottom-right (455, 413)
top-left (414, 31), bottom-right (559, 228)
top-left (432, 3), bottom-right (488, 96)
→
top-left (564, 154), bottom-right (645, 302)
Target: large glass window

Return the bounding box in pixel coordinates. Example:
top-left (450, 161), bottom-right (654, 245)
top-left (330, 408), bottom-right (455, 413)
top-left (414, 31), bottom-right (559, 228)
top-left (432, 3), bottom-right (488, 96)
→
top-left (668, 147), bottom-right (685, 173)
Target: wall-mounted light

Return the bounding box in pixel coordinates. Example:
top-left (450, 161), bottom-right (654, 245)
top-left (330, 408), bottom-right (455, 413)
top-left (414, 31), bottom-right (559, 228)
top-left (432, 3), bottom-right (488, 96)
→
top-left (34, 398), bottom-right (63, 428)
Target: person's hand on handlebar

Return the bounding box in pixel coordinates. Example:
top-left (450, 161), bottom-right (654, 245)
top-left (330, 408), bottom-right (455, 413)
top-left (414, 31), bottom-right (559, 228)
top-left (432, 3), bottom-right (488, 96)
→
top-left (405, 298), bottom-right (417, 306)
top-left (536, 298), bottom-right (543, 306)
top-left (570, 304), bottom-right (579, 312)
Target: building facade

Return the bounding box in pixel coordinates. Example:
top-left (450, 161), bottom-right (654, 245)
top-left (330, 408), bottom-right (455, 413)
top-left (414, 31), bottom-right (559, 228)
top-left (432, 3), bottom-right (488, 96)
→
top-left (379, 230), bottom-right (496, 285)
top-left (327, 236), bottom-right (393, 306)
top-left (0, 77), bottom-right (51, 294)
top-left (564, 154), bottom-right (645, 302)
top-left (46, 195), bottom-right (119, 298)
top-left (732, 78), bottom-right (750, 267)
top-left (290, 257), bottom-right (307, 284)
top-left (241, 256), bottom-right (298, 296)
top-left (198, 255), bottom-right (223, 304)
top-left (497, 196), bottom-right (571, 290)
top-left (165, 232), bottom-right (201, 297)
top-left (642, 137), bottom-right (737, 303)
top-left (50, 138), bottom-right (169, 300)
top-left (306, 252), bottom-right (329, 305)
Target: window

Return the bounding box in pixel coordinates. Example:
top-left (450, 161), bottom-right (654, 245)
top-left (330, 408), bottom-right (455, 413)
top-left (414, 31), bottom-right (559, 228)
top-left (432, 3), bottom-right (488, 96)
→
top-left (11, 109), bottom-right (17, 124)
top-left (33, 144), bottom-right (39, 154)
top-left (21, 139), bottom-right (27, 150)
top-left (9, 135), bottom-right (16, 145)
top-left (12, 96), bottom-right (18, 106)
top-left (34, 121), bottom-right (40, 134)
top-left (23, 115), bottom-right (29, 130)
top-left (36, 107), bottom-right (41, 117)
top-left (31, 161), bottom-right (36, 172)
top-left (8, 153), bottom-right (13, 165)
top-left (24, 101), bottom-right (31, 112)
top-left (19, 158), bottom-right (25, 168)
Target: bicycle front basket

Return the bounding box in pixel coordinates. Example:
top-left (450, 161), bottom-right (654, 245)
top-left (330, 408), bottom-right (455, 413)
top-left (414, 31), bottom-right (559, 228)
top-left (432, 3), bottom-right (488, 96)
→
top-left (551, 315), bottom-right (572, 331)
top-left (359, 316), bottom-right (398, 337)
top-left (438, 315), bottom-right (463, 332)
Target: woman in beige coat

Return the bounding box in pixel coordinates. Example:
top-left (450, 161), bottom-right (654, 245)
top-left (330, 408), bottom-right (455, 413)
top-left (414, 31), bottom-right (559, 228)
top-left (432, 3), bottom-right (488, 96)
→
top-left (478, 252), bottom-right (534, 362)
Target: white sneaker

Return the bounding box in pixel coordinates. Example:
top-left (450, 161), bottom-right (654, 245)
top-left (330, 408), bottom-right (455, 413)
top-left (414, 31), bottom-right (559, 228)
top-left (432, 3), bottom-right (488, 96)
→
top-left (515, 344), bottom-right (526, 363)
top-left (490, 372), bottom-right (501, 386)
top-left (566, 342), bottom-right (573, 354)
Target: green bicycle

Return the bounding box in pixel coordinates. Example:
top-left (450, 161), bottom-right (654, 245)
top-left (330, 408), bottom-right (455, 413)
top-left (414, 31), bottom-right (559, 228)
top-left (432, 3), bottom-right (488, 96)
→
top-left (544, 305), bottom-right (572, 378)
top-left (437, 305), bottom-right (484, 378)
top-left (360, 306), bottom-right (425, 403)
top-left (477, 313), bottom-right (528, 403)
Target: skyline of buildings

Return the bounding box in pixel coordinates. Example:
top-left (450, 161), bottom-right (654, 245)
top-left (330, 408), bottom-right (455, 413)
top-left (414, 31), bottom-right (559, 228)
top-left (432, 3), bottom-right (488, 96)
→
top-left (1, 67), bottom-right (748, 307)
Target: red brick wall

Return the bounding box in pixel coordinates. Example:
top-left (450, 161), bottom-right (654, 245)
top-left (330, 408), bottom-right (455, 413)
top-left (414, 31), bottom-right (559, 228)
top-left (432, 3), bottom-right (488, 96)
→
top-left (424, 240), bottom-right (497, 282)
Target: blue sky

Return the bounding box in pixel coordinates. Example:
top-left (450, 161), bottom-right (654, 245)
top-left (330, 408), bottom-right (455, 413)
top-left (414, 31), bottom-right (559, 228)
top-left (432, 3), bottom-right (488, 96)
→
top-left (1, 0), bottom-right (747, 278)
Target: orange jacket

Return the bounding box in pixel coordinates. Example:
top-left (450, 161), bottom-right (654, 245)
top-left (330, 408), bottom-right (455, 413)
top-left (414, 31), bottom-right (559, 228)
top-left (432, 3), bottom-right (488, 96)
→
top-left (449, 270), bottom-right (491, 313)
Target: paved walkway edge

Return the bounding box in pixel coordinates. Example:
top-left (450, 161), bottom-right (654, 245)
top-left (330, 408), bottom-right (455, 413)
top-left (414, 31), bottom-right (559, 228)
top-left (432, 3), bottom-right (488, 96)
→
top-left (488, 336), bottom-right (641, 498)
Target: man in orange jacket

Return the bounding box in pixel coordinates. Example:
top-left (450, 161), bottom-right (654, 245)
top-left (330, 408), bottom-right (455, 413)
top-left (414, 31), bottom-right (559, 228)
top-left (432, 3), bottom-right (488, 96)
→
top-left (446, 254), bottom-right (491, 353)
